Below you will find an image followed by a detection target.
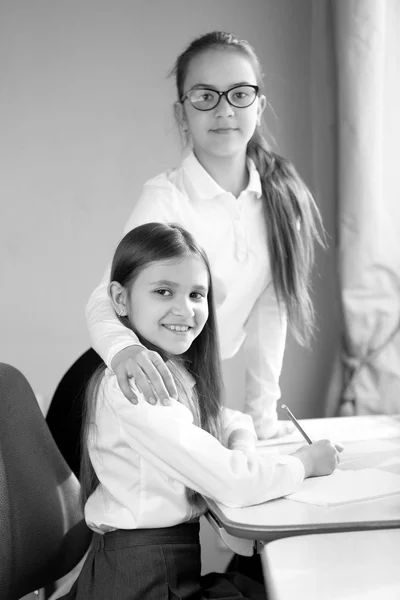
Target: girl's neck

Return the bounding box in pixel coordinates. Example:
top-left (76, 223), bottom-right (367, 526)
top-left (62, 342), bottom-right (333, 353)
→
top-left (194, 150), bottom-right (249, 198)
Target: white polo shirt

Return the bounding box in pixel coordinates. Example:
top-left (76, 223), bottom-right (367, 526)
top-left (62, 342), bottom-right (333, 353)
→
top-left (86, 151), bottom-right (287, 438)
top-left (85, 370), bottom-right (305, 533)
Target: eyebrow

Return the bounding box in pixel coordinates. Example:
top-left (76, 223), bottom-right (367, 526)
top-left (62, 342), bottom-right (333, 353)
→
top-left (190, 81), bottom-right (253, 90)
top-left (150, 279), bottom-right (208, 293)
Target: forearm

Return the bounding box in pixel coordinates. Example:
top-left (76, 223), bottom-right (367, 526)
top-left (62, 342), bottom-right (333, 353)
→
top-left (243, 285), bottom-right (287, 438)
top-left (227, 428), bottom-right (258, 452)
top-left (221, 407), bottom-right (257, 451)
top-left (103, 376), bottom-right (305, 507)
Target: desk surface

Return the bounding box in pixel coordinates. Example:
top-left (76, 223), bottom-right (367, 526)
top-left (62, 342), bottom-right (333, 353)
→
top-left (261, 529), bottom-right (400, 600)
top-left (206, 415), bottom-right (400, 541)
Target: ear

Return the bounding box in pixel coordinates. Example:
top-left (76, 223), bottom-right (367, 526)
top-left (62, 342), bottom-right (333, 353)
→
top-left (108, 281), bottom-right (128, 317)
top-left (174, 101), bottom-right (188, 132)
top-left (257, 94), bottom-right (267, 125)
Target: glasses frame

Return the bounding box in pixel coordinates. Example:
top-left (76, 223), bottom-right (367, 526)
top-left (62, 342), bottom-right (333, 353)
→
top-left (180, 84), bottom-right (260, 112)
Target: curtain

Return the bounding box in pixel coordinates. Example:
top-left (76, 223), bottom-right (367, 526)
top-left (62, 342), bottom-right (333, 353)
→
top-left (330, 0), bottom-right (400, 415)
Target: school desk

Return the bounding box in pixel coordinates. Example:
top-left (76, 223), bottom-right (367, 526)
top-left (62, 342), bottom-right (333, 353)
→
top-left (205, 414), bottom-right (400, 556)
top-left (261, 528), bottom-right (400, 600)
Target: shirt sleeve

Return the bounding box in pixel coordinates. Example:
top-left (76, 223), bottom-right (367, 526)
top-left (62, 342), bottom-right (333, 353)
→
top-left (220, 407), bottom-right (258, 451)
top-left (97, 373), bottom-right (305, 508)
top-left (242, 282), bottom-right (287, 439)
top-left (85, 179), bottom-right (181, 367)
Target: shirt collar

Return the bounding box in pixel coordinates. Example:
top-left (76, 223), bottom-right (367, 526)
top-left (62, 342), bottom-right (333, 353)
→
top-left (182, 150), bottom-right (262, 200)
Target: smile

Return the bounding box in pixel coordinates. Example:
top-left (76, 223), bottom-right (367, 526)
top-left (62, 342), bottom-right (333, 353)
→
top-left (211, 128), bottom-right (237, 134)
top-left (162, 324), bottom-right (191, 333)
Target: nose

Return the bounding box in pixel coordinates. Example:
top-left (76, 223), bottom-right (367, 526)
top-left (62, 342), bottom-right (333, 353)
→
top-left (214, 94), bottom-right (234, 118)
top-left (171, 296), bottom-right (195, 318)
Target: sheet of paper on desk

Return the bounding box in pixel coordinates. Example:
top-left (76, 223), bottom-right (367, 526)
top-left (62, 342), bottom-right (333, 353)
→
top-left (258, 415), bottom-right (400, 446)
top-left (285, 468), bottom-right (400, 507)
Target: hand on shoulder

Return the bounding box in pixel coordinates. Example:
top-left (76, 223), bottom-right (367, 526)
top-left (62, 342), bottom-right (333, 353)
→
top-left (111, 345), bottom-right (178, 406)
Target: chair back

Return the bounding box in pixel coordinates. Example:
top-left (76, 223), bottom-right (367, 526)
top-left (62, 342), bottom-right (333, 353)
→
top-left (46, 348), bottom-right (103, 477)
top-left (0, 363), bottom-right (92, 600)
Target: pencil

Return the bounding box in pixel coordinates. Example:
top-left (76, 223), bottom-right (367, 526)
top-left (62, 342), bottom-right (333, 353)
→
top-left (281, 404), bottom-right (313, 445)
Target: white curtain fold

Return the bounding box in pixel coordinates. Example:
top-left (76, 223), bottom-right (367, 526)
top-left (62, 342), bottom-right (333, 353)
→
top-left (332, 0), bottom-right (400, 415)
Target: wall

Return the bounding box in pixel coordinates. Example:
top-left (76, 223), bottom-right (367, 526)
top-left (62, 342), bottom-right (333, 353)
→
top-left (0, 0), bottom-right (337, 574)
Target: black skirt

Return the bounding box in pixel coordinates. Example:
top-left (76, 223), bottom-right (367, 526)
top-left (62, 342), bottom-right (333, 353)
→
top-left (61, 521), bottom-right (266, 600)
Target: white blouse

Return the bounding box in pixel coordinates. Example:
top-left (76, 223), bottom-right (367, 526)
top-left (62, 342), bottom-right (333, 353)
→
top-left (86, 151), bottom-right (287, 438)
top-left (85, 371), bottom-right (305, 534)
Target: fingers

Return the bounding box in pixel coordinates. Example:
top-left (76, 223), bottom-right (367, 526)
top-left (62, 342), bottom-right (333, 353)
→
top-left (116, 351), bottom-right (176, 406)
top-left (318, 439), bottom-right (344, 453)
top-left (131, 367), bottom-right (159, 405)
top-left (115, 359), bottom-right (157, 405)
top-left (269, 421), bottom-right (295, 439)
top-left (134, 352), bottom-right (176, 405)
top-left (115, 368), bottom-right (138, 404)
top-left (329, 441), bottom-right (343, 468)
top-left (150, 354), bottom-right (178, 402)
top-left (113, 347), bottom-right (177, 406)
top-left (314, 439), bottom-right (342, 471)
top-left (278, 421), bottom-right (295, 436)
top-left (333, 443), bottom-right (343, 468)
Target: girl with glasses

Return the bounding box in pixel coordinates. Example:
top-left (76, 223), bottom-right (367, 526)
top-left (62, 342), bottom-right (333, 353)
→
top-left (87, 30), bottom-right (324, 441)
top-left (63, 223), bottom-right (341, 599)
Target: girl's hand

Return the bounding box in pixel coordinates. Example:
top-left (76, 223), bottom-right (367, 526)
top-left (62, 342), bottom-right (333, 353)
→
top-left (256, 420), bottom-right (295, 441)
top-left (111, 346), bottom-right (177, 405)
top-left (269, 421), bottom-right (295, 438)
top-left (293, 439), bottom-right (344, 478)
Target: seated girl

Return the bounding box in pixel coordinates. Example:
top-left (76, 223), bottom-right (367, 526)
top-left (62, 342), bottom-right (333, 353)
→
top-left (64, 222), bottom-right (342, 600)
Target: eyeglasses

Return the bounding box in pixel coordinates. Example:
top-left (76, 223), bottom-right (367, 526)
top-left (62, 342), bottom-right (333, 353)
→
top-left (180, 84), bottom-right (259, 112)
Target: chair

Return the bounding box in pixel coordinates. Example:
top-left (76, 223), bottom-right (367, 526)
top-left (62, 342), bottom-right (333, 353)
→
top-left (46, 348), bottom-right (103, 478)
top-left (0, 362), bottom-right (92, 600)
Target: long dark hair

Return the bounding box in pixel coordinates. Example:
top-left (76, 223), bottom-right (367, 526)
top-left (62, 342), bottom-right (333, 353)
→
top-left (80, 222), bottom-right (223, 504)
top-left (172, 31), bottom-right (325, 345)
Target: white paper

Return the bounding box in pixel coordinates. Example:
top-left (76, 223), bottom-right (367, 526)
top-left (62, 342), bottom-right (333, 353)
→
top-left (258, 415), bottom-right (400, 447)
top-left (285, 468), bottom-right (400, 507)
